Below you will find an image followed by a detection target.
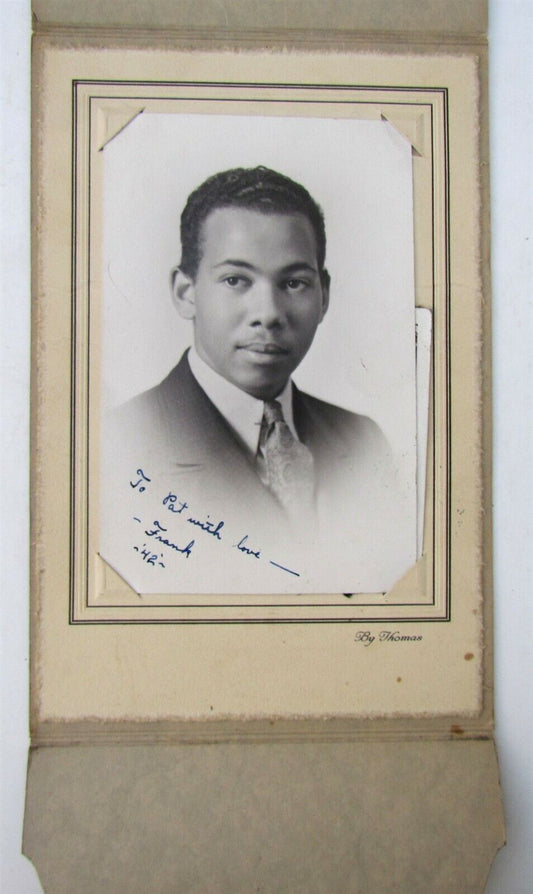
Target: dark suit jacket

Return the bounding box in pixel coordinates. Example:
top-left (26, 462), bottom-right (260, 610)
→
top-left (108, 351), bottom-right (390, 534)
top-left (101, 351), bottom-right (407, 593)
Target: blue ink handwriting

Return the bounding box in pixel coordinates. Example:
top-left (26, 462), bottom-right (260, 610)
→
top-left (162, 492), bottom-right (189, 514)
top-left (129, 471), bottom-right (302, 576)
top-left (233, 535), bottom-right (261, 559)
top-left (130, 468), bottom-right (151, 492)
top-left (133, 544), bottom-right (165, 568)
top-left (145, 519), bottom-right (195, 558)
top-left (269, 560), bottom-right (300, 577)
top-left (187, 514), bottom-right (224, 541)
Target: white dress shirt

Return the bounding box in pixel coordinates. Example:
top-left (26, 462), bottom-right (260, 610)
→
top-left (187, 347), bottom-right (299, 463)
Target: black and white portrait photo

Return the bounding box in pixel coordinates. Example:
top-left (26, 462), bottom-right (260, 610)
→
top-left (98, 112), bottom-right (419, 595)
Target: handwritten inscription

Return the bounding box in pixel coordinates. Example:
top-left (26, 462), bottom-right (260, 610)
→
top-left (234, 535), bottom-right (261, 559)
top-left (145, 519), bottom-right (195, 557)
top-left (133, 544), bottom-right (165, 567)
top-left (130, 468), bottom-right (151, 492)
top-left (354, 631), bottom-right (423, 647)
top-left (128, 473), bottom-right (299, 576)
top-left (187, 514), bottom-right (224, 540)
top-left (162, 492), bottom-right (189, 514)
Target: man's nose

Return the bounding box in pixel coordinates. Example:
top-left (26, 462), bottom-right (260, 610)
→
top-left (249, 281), bottom-right (286, 328)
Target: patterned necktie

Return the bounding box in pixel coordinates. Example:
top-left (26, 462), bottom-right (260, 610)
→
top-left (261, 399), bottom-right (315, 519)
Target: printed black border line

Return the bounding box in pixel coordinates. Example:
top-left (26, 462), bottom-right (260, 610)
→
top-left (69, 80), bottom-right (77, 624)
top-left (444, 85), bottom-right (452, 622)
top-left (85, 95), bottom-right (94, 613)
top-left (68, 80), bottom-right (450, 625)
top-left (78, 85), bottom-right (448, 621)
top-left (75, 621), bottom-right (444, 626)
top-left (83, 92), bottom-right (441, 617)
top-left (72, 79), bottom-right (449, 92)
top-left (74, 83), bottom-right (449, 622)
top-left (84, 95), bottom-right (436, 107)
top-left (85, 598), bottom-right (440, 609)
top-left (86, 598), bottom-right (437, 608)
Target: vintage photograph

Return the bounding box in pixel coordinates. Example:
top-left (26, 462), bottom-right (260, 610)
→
top-left (98, 111), bottom-right (419, 595)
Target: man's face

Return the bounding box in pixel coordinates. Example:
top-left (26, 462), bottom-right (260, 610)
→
top-left (173, 207), bottom-right (329, 400)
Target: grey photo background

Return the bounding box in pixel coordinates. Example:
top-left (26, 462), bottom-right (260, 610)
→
top-left (1, 1), bottom-right (532, 891)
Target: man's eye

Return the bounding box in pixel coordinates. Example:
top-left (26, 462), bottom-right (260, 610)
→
top-left (223, 275), bottom-right (247, 288)
top-left (284, 278), bottom-right (308, 292)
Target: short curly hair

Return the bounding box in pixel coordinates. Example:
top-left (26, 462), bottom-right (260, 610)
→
top-left (179, 166), bottom-right (328, 280)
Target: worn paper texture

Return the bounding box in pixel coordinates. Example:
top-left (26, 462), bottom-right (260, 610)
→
top-left (31, 44), bottom-right (486, 724)
top-left (24, 741), bottom-right (504, 894)
top-left (26, 2), bottom-right (503, 890)
top-left (32, 0), bottom-right (488, 35)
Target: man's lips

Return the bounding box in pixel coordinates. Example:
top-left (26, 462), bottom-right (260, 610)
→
top-left (237, 342), bottom-right (289, 355)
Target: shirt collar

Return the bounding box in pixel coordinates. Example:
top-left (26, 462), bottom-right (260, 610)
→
top-left (187, 346), bottom-right (298, 455)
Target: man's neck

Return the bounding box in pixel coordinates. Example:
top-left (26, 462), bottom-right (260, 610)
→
top-left (187, 347), bottom-right (298, 454)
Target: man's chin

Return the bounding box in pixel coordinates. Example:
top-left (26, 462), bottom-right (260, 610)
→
top-left (234, 372), bottom-right (290, 401)
top-left (231, 355), bottom-right (295, 399)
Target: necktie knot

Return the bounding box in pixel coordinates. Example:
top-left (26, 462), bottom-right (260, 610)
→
top-left (262, 399), bottom-right (285, 428)
top-left (261, 400), bottom-right (295, 450)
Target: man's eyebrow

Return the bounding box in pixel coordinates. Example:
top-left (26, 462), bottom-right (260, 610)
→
top-left (279, 262), bottom-right (318, 275)
top-left (213, 260), bottom-right (318, 273)
top-left (213, 260), bottom-right (256, 270)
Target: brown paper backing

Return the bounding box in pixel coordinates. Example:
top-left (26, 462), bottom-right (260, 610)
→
top-left (24, 740), bottom-right (504, 894)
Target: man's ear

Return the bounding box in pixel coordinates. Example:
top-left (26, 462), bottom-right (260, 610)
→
top-left (170, 266), bottom-right (196, 320)
top-left (319, 269), bottom-right (330, 321)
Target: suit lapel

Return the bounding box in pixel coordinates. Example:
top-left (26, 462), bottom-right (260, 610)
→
top-left (293, 384), bottom-right (332, 463)
top-left (157, 353), bottom-right (279, 511)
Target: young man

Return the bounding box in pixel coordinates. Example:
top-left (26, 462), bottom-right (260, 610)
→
top-left (103, 166), bottom-right (405, 592)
